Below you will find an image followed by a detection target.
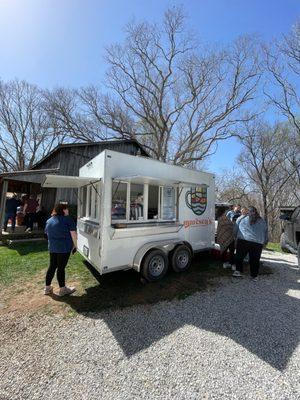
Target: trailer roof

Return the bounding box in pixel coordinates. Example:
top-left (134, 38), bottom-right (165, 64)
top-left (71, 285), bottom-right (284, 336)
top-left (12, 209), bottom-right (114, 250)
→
top-left (113, 175), bottom-right (208, 187)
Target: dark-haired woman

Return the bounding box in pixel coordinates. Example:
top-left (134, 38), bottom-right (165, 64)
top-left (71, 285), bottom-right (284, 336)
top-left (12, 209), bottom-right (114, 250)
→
top-left (44, 204), bottom-right (77, 296)
top-left (233, 207), bottom-right (268, 281)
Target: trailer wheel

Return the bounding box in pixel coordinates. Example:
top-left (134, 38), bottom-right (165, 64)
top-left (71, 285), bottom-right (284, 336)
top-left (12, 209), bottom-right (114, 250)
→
top-left (141, 249), bottom-right (168, 282)
top-left (171, 244), bottom-right (192, 272)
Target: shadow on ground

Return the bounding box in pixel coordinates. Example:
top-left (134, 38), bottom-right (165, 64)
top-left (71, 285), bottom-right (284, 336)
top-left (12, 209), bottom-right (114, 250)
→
top-left (53, 253), bottom-right (273, 313)
top-left (54, 253), bottom-right (272, 313)
top-left (54, 252), bottom-right (228, 311)
top-left (7, 241), bottom-right (47, 256)
top-left (48, 253), bottom-right (300, 372)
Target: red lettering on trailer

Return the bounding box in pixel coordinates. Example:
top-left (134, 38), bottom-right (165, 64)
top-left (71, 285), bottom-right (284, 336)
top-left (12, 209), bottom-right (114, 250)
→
top-left (183, 218), bottom-right (212, 228)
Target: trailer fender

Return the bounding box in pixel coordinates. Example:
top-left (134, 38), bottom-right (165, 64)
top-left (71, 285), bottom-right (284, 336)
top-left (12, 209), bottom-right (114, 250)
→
top-left (133, 239), bottom-right (186, 272)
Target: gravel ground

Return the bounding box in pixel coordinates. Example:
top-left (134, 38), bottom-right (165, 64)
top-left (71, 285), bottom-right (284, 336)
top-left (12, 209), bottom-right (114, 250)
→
top-left (0, 250), bottom-right (299, 400)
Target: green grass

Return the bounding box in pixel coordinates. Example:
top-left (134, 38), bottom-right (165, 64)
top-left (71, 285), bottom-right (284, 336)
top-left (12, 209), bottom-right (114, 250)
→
top-left (265, 242), bottom-right (282, 253)
top-left (0, 242), bottom-right (96, 288)
top-left (0, 242), bottom-right (48, 286)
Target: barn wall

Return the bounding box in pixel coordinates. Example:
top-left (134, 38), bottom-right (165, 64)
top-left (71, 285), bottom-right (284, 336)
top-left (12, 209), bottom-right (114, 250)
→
top-left (41, 188), bottom-right (57, 213)
top-left (31, 151), bottom-right (61, 170)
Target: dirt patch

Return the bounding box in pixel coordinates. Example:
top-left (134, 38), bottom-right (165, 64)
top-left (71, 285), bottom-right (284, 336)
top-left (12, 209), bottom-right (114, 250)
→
top-left (0, 270), bottom-right (83, 317)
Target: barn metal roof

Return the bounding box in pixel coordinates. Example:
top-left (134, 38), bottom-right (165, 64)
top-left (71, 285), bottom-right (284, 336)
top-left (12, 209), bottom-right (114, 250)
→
top-left (31, 139), bottom-right (149, 170)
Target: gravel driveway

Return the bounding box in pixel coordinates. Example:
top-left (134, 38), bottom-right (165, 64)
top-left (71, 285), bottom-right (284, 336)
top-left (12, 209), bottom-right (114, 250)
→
top-left (0, 250), bottom-right (299, 400)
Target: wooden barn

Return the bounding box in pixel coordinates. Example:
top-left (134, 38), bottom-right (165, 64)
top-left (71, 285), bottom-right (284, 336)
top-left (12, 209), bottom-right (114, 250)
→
top-left (0, 139), bottom-right (148, 233)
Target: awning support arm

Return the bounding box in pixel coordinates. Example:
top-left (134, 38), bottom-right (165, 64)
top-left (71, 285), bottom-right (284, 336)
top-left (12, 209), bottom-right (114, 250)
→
top-left (91, 182), bottom-right (101, 201)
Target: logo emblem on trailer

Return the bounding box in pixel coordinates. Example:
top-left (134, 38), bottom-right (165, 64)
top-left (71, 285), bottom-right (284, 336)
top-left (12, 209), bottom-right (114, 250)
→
top-left (185, 185), bottom-right (209, 216)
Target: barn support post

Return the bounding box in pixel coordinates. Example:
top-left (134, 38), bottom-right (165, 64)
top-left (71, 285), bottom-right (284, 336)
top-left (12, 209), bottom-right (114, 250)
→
top-left (0, 179), bottom-right (8, 231)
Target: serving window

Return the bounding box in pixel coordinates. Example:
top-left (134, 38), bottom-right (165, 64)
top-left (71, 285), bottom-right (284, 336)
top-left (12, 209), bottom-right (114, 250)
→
top-left (79, 182), bottom-right (101, 221)
top-left (160, 186), bottom-right (176, 220)
top-left (148, 185), bottom-right (159, 219)
top-left (111, 182), bottom-right (127, 220)
top-left (111, 180), bottom-right (177, 224)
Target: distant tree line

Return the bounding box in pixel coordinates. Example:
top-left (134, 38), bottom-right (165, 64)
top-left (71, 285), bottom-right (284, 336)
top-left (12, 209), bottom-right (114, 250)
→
top-left (0, 7), bottom-right (299, 240)
top-left (216, 21), bottom-right (300, 240)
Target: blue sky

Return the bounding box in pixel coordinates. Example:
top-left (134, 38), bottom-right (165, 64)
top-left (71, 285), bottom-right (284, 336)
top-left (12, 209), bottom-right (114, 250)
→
top-left (0, 0), bottom-right (299, 173)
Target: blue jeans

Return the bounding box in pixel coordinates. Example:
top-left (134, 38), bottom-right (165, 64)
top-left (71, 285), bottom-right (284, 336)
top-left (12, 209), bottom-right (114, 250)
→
top-left (4, 212), bottom-right (16, 231)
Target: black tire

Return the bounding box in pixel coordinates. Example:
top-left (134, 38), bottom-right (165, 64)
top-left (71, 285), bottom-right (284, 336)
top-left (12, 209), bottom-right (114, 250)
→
top-left (297, 242), bottom-right (300, 270)
top-left (141, 249), bottom-right (168, 282)
top-left (280, 233), bottom-right (290, 253)
top-left (171, 244), bottom-right (192, 272)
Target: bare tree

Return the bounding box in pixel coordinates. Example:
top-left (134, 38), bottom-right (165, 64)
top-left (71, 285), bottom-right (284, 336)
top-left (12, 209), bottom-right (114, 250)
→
top-left (0, 79), bottom-right (64, 172)
top-left (44, 87), bottom-right (109, 142)
top-left (264, 20), bottom-right (300, 137)
top-left (237, 119), bottom-right (300, 240)
top-left (55, 7), bottom-right (260, 165)
top-left (216, 169), bottom-right (252, 204)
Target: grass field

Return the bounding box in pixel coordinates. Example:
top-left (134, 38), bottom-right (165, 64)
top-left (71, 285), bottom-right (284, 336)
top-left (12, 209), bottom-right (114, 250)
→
top-left (265, 242), bottom-right (283, 253)
top-left (0, 241), bottom-right (93, 288)
top-left (0, 241), bottom-right (275, 316)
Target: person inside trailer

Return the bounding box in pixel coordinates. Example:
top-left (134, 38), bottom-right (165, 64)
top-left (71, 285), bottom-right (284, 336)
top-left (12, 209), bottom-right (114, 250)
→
top-left (130, 193), bottom-right (144, 220)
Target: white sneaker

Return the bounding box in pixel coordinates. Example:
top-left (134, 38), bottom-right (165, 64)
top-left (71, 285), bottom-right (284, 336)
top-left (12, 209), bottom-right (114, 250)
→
top-left (232, 271), bottom-right (243, 277)
top-left (251, 277), bottom-right (258, 282)
top-left (58, 286), bottom-right (76, 297)
top-left (25, 227), bottom-right (31, 232)
top-left (231, 264), bottom-right (236, 271)
top-left (223, 262), bottom-right (231, 269)
top-left (44, 286), bottom-right (53, 295)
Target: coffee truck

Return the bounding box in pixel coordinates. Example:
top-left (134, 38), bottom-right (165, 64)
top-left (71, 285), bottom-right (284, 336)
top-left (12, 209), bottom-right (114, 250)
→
top-left (43, 150), bottom-right (215, 281)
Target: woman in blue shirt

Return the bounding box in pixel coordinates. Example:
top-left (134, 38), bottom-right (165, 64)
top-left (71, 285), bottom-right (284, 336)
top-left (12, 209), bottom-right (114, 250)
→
top-left (233, 206), bottom-right (268, 280)
top-left (44, 203), bottom-right (77, 296)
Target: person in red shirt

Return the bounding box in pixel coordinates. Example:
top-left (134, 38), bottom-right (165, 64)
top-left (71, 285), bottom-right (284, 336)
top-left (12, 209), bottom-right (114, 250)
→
top-left (24, 194), bottom-right (39, 232)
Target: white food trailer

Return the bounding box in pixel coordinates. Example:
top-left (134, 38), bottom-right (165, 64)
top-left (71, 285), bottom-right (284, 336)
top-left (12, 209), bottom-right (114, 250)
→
top-left (43, 150), bottom-right (215, 281)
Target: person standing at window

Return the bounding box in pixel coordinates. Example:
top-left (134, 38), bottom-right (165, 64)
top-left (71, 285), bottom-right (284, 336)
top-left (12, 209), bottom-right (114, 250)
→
top-left (226, 204), bottom-right (241, 222)
top-left (233, 206), bottom-right (268, 281)
top-left (44, 204), bottom-right (77, 296)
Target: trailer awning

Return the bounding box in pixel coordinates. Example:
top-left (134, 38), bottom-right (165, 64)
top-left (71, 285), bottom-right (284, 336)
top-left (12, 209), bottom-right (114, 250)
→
top-left (42, 175), bottom-right (99, 188)
top-left (113, 175), bottom-right (205, 187)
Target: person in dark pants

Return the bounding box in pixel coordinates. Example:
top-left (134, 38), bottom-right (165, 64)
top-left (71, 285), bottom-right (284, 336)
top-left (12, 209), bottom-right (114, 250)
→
top-left (24, 194), bottom-right (39, 232)
top-left (44, 203), bottom-right (77, 296)
top-left (3, 194), bottom-right (20, 232)
top-left (233, 207), bottom-right (268, 281)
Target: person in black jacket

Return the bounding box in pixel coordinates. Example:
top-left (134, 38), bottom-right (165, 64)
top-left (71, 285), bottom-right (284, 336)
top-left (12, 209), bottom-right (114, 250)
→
top-left (3, 194), bottom-right (20, 233)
